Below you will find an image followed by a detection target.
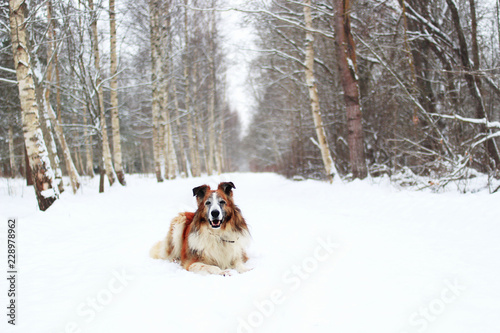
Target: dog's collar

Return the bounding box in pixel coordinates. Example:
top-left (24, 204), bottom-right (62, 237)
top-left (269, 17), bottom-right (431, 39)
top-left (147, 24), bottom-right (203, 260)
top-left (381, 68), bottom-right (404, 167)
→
top-left (208, 230), bottom-right (237, 244)
top-left (220, 237), bottom-right (235, 243)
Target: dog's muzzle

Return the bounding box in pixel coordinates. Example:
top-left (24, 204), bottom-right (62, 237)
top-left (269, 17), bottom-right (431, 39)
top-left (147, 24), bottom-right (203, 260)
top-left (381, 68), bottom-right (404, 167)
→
top-left (209, 210), bottom-right (223, 228)
top-left (210, 220), bottom-right (222, 228)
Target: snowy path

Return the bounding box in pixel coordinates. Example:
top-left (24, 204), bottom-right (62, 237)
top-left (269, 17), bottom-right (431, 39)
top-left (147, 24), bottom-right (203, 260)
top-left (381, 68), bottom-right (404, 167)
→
top-left (1, 173), bottom-right (500, 333)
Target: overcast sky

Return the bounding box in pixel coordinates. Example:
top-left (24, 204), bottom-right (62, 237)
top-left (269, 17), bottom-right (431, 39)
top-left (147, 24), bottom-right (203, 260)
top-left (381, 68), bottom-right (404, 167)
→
top-left (220, 1), bottom-right (258, 133)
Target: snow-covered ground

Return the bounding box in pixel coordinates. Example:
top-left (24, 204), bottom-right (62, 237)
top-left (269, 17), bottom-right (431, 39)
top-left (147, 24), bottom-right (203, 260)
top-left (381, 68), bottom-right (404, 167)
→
top-left (1, 172), bottom-right (499, 333)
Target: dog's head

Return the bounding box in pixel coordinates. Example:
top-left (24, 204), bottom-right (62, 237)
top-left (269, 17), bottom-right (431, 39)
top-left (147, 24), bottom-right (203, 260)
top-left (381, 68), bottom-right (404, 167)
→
top-left (192, 182), bottom-right (236, 229)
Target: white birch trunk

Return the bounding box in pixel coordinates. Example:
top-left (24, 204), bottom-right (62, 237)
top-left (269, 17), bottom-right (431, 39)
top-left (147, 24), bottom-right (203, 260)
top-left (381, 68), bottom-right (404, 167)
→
top-left (188, 26), bottom-right (201, 177)
top-left (207, 6), bottom-right (217, 175)
top-left (84, 109), bottom-right (94, 177)
top-left (159, 2), bottom-right (177, 180)
top-left (8, 125), bottom-right (16, 177)
top-left (29, 21), bottom-right (63, 193)
top-left (165, 121), bottom-right (177, 179)
top-left (109, 0), bottom-right (126, 185)
top-left (216, 100), bottom-right (225, 174)
top-left (33, 74), bottom-right (64, 193)
top-left (149, 0), bottom-right (164, 182)
top-left (207, 86), bottom-right (216, 175)
top-left (159, 117), bottom-right (166, 178)
top-left (45, 0), bottom-right (80, 193)
top-left (46, 102), bottom-right (81, 193)
top-left (186, 111), bottom-right (197, 177)
top-left (303, 0), bottom-right (336, 182)
top-left (9, 0), bottom-right (58, 211)
top-left (184, 0), bottom-right (201, 177)
top-left (160, 83), bottom-right (177, 180)
top-left (75, 147), bottom-right (84, 176)
top-left (89, 0), bottom-right (116, 186)
top-left (172, 77), bottom-right (187, 176)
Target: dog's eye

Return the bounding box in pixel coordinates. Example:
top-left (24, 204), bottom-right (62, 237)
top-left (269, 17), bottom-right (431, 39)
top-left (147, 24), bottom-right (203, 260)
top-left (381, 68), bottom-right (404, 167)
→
top-left (205, 201), bottom-right (211, 205)
top-left (219, 200), bottom-right (226, 205)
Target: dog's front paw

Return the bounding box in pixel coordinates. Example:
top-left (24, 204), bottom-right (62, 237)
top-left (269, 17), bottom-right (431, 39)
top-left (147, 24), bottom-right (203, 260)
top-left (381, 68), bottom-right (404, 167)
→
top-left (219, 269), bottom-right (233, 277)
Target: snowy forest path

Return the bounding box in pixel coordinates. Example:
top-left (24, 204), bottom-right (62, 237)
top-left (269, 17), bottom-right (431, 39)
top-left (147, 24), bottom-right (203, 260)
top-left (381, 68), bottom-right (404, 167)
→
top-left (1, 173), bottom-right (499, 333)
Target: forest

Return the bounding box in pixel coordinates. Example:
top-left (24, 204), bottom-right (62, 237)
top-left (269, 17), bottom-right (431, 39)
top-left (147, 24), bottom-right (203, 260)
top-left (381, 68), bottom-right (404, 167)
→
top-left (1, 0), bottom-right (500, 211)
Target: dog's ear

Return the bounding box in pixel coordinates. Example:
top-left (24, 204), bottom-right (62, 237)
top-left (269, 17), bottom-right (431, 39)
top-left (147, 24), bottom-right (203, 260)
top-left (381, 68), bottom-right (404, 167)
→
top-left (218, 182), bottom-right (235, 197)
top-left (192, 185), bottom-right (209, 202)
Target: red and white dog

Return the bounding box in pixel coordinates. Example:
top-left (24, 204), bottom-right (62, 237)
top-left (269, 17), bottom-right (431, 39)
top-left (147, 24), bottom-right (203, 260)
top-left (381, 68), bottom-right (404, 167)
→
top-left (150, 182), bottom-right (251, 276)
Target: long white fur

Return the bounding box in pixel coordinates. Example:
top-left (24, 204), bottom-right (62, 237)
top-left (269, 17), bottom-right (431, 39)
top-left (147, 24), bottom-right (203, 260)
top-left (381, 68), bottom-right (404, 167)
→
top-left (167, 217), bottom-right (185, 260)
top-left (149, 214), bottom-right (185, 260)
top-left (187, 226), bottom-right (251, 273)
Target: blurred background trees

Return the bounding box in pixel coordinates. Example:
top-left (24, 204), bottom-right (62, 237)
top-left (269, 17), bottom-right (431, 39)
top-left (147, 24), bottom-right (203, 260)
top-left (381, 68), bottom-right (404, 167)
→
top-left (1, 0), bottom-right (241, 187)
top-left (1, 0), bottom-right (500, 202)
top-left (244, 0), bottom-right (500, 183)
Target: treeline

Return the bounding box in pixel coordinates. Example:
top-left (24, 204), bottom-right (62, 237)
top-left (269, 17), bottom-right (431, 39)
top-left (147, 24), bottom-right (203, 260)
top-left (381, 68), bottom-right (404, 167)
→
top-left (1, 0), bottom-right (243, 209)
top-left (2, 0), bottom-right (500, 210)
top-left (243, 0), bottom-right (500, 184)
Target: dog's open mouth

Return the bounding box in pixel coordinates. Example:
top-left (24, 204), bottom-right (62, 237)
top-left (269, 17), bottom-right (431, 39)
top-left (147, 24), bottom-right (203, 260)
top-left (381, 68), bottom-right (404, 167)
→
top-left (210, 220), bottom-right (222, 228)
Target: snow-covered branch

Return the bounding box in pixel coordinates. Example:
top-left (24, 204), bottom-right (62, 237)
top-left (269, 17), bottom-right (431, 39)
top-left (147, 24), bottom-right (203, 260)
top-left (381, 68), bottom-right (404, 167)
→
top-left (471, 131), bottom-right (500, 150)
top-left (0, 77), bottom-right (17, 84)
top-left (430, 113), bottom-right (500, 129)
top-left (0, 65), bottom-right (16, 74)
top-left (403, 3), bottom-right (454, 49)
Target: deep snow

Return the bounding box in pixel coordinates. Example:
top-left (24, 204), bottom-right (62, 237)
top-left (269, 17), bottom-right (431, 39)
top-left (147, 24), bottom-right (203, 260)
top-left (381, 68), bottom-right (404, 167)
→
top-left (1, 173), bottom-right (499, 333)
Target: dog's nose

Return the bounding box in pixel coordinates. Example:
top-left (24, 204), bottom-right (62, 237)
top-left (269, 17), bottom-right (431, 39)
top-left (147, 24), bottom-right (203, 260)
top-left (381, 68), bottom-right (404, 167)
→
top-left (211, 210), bottom-right (220, 218)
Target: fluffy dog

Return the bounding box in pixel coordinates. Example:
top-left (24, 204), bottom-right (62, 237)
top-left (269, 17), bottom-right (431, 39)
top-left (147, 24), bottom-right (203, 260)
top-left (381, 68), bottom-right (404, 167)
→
top-left (149, 182), bottom-right (251, 276)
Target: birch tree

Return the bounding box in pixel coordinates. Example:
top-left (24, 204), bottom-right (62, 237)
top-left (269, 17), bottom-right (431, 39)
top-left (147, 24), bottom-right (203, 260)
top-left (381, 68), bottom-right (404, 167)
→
top-left (303, 0), bottom-right (335, 182)
top-left (207, 4), bottom-right (218, 175)
top-left (244, 0), bottom-right (336, 177)
top-left (190, 41), bottom-right (202, 177)
top-left (149, 0), bottom-right (164, 182)
top-left (172, 75), bottom-right (187, 176)
top-left (89, 0), bottom-right (116, 186)
top-left (31, 60), bottom-right (64, 194)
top-left (45, 0), bottom-right (81, 193)
top-left (187, 4), bottom-right (203, 177)
top-left (182, 0), bottom-right (194, 176)
top-left (9, 0), bottom-right (58, 210)
top-left (23, 2), bottom-right (64, 192)
top-left (109, 0), bottom-right (126, 185)
top-left (45, 81), bottom-right (81, 194)
top-left (159, 0), bottom-right (177, 179)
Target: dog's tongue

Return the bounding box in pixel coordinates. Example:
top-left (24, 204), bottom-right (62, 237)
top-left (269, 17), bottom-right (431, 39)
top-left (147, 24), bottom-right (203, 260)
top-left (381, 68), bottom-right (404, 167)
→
top-left (212, 220), bottom-right (221, 227)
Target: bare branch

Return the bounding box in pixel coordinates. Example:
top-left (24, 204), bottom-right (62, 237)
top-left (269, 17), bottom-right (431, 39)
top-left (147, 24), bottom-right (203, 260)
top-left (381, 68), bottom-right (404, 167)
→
top-left (183, 4), bottom-right (335, 39)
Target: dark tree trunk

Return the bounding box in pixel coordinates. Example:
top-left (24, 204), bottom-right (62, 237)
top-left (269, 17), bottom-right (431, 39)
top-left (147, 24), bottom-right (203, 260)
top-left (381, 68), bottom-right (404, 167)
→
top-left (447, 0), bottom-right (500, 169)
top-left (333, 0), bottom-right (367, 179)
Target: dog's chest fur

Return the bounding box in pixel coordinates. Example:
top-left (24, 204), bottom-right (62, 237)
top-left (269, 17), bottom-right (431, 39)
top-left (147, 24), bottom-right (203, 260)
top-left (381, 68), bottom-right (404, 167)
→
top-left (187, 227), bottom-right (250, 269)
